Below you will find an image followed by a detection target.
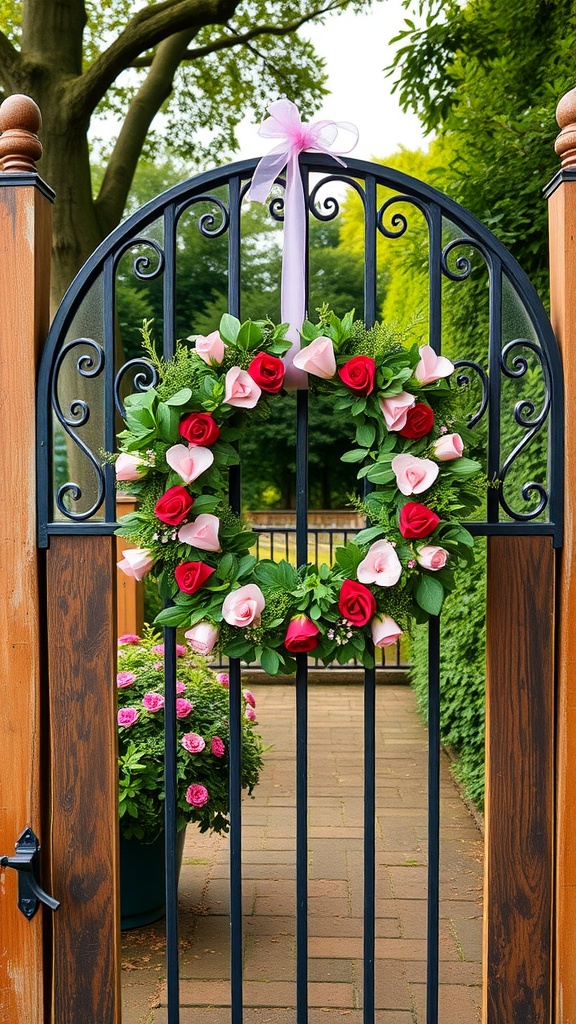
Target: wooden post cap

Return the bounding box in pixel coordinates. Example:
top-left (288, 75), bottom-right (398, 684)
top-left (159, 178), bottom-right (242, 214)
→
top-left (555, 86), bottom-right (576, 168)
top-left (0, 94), bottom-right (42, 172)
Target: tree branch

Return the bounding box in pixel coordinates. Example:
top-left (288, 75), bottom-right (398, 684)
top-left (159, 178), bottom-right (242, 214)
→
top-left (0, 28), bottom-right (23, 94)
top-left (94, 29), bottom-right (196, 236)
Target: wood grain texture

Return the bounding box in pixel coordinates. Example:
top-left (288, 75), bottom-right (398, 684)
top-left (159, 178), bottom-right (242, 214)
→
top-left (548, 176), bottom-right (576, 1024)
top-left (0, 182), bottom-right (51, 1024)
top-left (116, 495), bottom-right (144, 638)
top-left (483, 535), bottom-right (555, 1024)
top-left (47, 535), bottom-right (121, 1024)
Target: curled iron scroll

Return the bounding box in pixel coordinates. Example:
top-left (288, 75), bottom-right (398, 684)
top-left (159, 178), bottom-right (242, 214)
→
top-left (112, 236), bottom-right (165, 280)
top-left (441, 236), bottom-right (492, 282)
top-left (309, 175), bottom-right (366, 223)
top-left (176, 193), bottom-right (231, 238)
top-left (497, 338), bottom-right (551, 521)
top-left (51, 337), bottom-right (106, 521)
top-left (115, 358), bottom-right (159, 417)
top-left (377, 193), bottom-right (432, 239)
top-left (453, 360), bottom-right (490, 429)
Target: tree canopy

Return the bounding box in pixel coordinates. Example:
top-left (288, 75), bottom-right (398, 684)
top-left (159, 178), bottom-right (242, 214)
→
top-left (0, 0), bottom-right (375, 306)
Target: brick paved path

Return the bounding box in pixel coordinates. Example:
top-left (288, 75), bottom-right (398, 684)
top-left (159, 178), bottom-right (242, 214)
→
top-left (122, 684), bottom-right (483, 1024)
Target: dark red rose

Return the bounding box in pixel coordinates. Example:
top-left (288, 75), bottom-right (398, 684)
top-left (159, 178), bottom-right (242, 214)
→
top-left (338, 356), bottom-right (376, 396)
top-left (338, 579), bottom-right (377, 627)
top-left (154, 485), bottom-right (193, 526)
top-left (399, 502), bottom-right (440, 539)
top-left (284, 614), bottom-right (320, 653)
top-left (398, 402), bottom-right (434, 439)
top-left (174, 560), bottom-right (215, 594)
top-left (247, 352), bottom-right (285, 393)
top-left (179, 412), bottom-right (220, 446)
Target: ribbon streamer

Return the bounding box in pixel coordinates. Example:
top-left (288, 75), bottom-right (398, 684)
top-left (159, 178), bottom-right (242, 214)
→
top-left (250, 99), bottom-right (358, 388)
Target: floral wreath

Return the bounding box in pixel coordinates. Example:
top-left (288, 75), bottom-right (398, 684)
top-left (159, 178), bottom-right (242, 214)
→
top-left (115, 309), bottom-right (483, 676)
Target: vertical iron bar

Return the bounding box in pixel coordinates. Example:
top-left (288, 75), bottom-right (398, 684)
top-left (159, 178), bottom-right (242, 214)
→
top-left (487, 258), bottom-right (502, 524)
top-left (296, 387), bottom-right (309, 1024)
top-left (164, 625), bottom-right (180, 1024)
top-left (103, 257), bottom-right (116, 526)
top-left (426, 615), bottom-right (441, 1024)
top-left (364, 174), bottom-right (377, 327)
top-left (428, 203), bottom-right (442, 355)
top-left (363, 656), bottom-right (376, 1024)
top-left (163, 204), bottom-right (177, 360)
top-left (228, 171), bottom-right (243, 1024)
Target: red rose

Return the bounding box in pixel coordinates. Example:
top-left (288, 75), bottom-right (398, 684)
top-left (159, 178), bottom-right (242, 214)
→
top-left (179, 412), bottom-right (220, 446)
top-left (398, 403), bottom-right (434, 439)
top-left (338, 356), bottom-right (376, 396)
top-left (399, 502), bottom-right (440, 539)
top-left (247, 352), bottom-right (285, 393)
top-left (338, 579), bottom-right (376, 626)
top-left (174, 560), bottom-right (215, 594)
top-left (284, 614), bottom-right (320, 653)
top-left (154, 485), bottom-right (193, 525)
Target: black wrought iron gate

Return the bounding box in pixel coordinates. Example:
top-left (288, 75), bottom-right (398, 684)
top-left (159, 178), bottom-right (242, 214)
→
top-left (37, 155), bottom-right (562, 1023)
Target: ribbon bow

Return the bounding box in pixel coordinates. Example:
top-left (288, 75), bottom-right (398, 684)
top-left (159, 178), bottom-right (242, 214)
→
top-left (250, 99), bottom-right (358, 388)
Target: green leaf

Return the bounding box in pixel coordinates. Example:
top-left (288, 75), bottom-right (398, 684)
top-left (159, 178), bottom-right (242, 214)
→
top-left (341, 448), bottom-right (368, 463)
top-left (260, 648), bottom-right (281, 675)
top-left (365, 465), bottom-right (396, 484)
top-left (335, 543), bottom-right (364, 574)
top-left (353, 525), bottom-right (385, 545)
top-left (164, 388), bottom-right (192, 407)
top-left (356, 422), bottom-right (376, 448)
top-left (219, 313), bottom-right (241, 344)
top-left (153, 605), bottom-right (190, 627)
top-left (443, 458), bottom-right (482, 478)
top-left (415, 575), bottom-right (445, 616)
top-left (237, 320), bottom-right (264, 350)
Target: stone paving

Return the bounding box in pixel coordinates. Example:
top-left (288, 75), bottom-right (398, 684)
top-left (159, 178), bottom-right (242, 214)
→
top-left (122, 684), bottom-right (483, 1024)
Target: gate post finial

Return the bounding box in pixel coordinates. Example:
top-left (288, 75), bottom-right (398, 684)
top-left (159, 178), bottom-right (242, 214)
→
top-left (555, 86), bottom-right (576, 168)
top-left (0, 94), bottom-right (42, 172)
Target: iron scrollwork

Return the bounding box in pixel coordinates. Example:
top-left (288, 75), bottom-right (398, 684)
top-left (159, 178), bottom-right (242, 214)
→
top-left (498, 339), bottom-right (551, 521)
top-left (115, 358), bottom-right (159, 418)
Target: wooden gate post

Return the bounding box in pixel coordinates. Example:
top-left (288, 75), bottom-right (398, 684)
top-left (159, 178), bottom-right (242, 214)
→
top-left (547, 85), bottom-right (576, 1023)
top-left (0, 96), bottom-right (53, 1023)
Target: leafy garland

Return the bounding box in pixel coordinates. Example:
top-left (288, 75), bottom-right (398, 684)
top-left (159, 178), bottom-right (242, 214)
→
top-left (115, 310), bottom-right (483, 676)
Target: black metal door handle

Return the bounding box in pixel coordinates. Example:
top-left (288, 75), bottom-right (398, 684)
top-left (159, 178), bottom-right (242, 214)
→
top-left (0, 826), bottom-right (60, 919)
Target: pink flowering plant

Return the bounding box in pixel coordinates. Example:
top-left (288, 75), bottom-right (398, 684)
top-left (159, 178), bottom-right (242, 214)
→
top-left (117, 628), bottom-right (264, 842)
top-left (115, 311), bottom-right (484, 675)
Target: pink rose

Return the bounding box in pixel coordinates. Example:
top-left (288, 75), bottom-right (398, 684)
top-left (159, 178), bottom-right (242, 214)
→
top-left (380, 391), bottom-right (416, 431)
top-left (176, 698), bottom-right (193, 718)
top-left (371, 615), bottom-right (403, 648)
top-left (245, 706), bottom-right (257, 722)
top-left (178, 514), bottom-right (220, 552)
top-left (194, 330), bottom-right (226, 365)
top-left (116, 453), bottom-right (145, 481)
top-left (243, 689), bottom-right (256, 708)
top-left (117, 671), bottom-right (135, 688)
top-left (357, 540), bottom-right (402, 587)
top-left (117, 547), bottom-right (154, 581)
top-left (186, 783), bottom-right (209, 807)
top-left (142, 692), bottom-right (165, 711)
top-left (118, 708), bottom-right (138, 727)
top-left (152, 643), bottom-right (186, 657)
top-left (181, 732), bottom-right (206, 753)
top-left (217, 672), bottom-right (229, 688)
top-left (433, 433), bottom-right (464, 461)
top-left (292, 336), bottom-right (336, 379)
top-left (414, 345), bottom-right (454, 383)
top-left (224, 367), bottom-right (262, 408)
top-left (211, 736), bottom-right (225, 757)
top-left (176, 681), bottom-right (186, 694)
top-left (222, 584), bottom-right (265, 627)
top-left (416, 545), bottom-right (449, 570)
top-left (166, 443), bottom-right (214, 484)
top-left (185, 621), bottom-right (219, 655)
top-left (118, 633), bottom-right (141, 645)
top-left (391, 454), bottom-right (439, 495)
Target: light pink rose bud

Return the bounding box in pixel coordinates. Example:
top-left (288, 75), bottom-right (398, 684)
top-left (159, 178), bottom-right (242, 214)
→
top-left (211, 736), bottom-right (225, 757)
top-left (380, 391), bottom-right (416, 431)
top-left (193, 330), bottom-right (226, 365)
top-left (222, 584), bottom-right (265, 627)
top-left (181, 732), bottom-right (206, 753)
top-left (416, 545), bottom-right (449, 570)
top-left (185, 621), bottom-right (219, 656)
top-left (117, 547), bottom-right (154, 581)
top-left (216, 672), bottom-right (229, 687)
top-left (414, 345), bottom-right (454, 383)
top-left (292, 336), bottom-right (337, 379)
top-left (391, 454), bottom-right (439, 496)
top-left (166, 443), bottom-right (214, 484)
top-left (371, 614), bottom-right (403, 648)
top-left (116, 453), bottom-right (145, 481)
top-left (224, 367), bottom-right (261, 408)
top-left (433, 433), bottom-right (464, 461)
top-left (179, 514), bottom-right (220, 551)
top-left (357, 540), bottom-right (402, 587)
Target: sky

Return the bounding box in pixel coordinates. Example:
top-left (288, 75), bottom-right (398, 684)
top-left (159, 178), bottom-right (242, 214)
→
top-left (234, 1), bottom-right (428, 164)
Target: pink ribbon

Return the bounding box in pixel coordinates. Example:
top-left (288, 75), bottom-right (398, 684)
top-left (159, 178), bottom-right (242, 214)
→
top-left (249, 99), bottom-right (358, 388)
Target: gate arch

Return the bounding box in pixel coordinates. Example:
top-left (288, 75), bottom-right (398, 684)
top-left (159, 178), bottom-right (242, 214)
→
top-left (37, 155), bottom-right (562, 1024)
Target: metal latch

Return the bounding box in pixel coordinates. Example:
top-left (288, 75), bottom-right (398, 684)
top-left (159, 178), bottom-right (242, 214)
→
top-left (0, 827), bottom-right (60, 919)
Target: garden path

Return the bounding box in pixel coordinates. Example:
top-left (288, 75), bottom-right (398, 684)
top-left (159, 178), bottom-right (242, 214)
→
top-left (122, 683), bottom-right (483, 1024)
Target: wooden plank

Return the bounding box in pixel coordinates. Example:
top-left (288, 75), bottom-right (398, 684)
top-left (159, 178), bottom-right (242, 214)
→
top-left (0, 180), bottom-right (52, 1023)
top-left (548, 172), bottom-right (576, 1022)
top-left (46, 535), bottom-right (121, 1024)
top-left (483, 534), bottom-right (555, 1024)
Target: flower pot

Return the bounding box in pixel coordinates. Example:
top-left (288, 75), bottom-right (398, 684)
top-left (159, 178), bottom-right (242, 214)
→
top-left (120, 827), bottom-right (186, 930)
